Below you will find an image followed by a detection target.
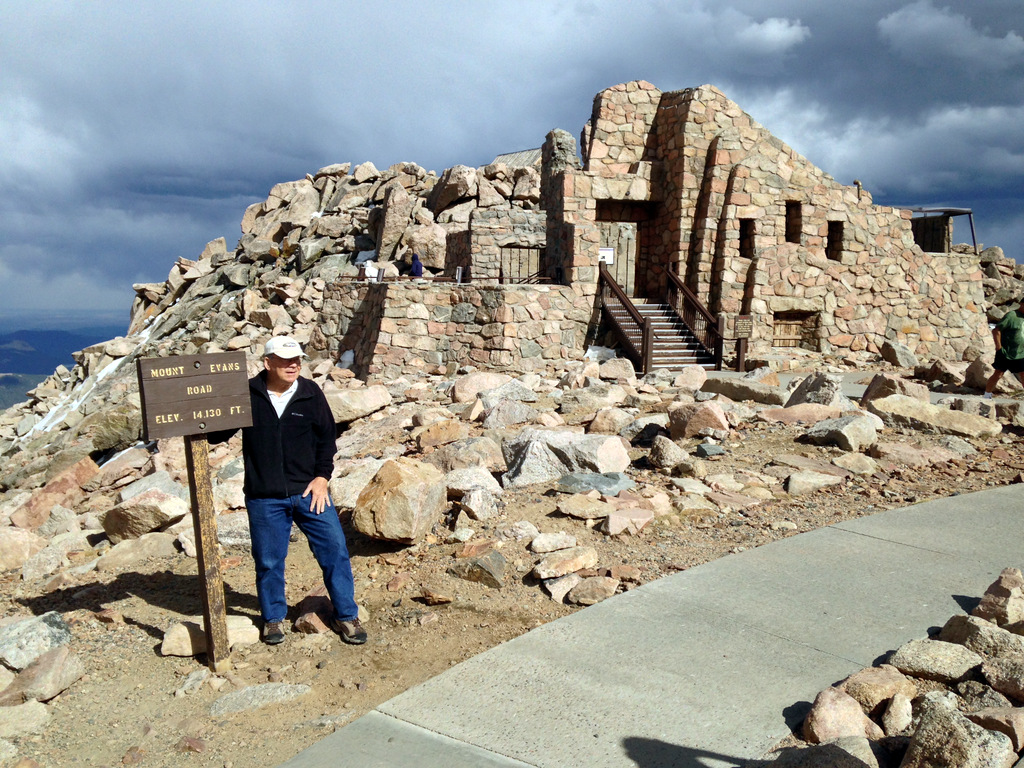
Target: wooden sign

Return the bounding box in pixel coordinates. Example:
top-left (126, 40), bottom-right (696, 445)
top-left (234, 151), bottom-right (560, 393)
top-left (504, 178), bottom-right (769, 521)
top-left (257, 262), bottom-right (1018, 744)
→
top-left (136, 351), bottom-right (253, 673)
top-left (734, 315), bottom-right (753, 339)
top-left (137, 352), bottom-right (252, 440)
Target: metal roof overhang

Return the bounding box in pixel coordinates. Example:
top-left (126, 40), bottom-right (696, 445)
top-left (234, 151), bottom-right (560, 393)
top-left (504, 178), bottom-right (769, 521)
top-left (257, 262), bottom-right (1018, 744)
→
top-left (904, 206), bottom-right (978, 254)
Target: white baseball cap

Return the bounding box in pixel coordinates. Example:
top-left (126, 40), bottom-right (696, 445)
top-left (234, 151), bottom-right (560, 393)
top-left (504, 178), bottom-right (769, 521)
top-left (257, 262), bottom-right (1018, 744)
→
top-left (263, 336), bottom-right (305, 359)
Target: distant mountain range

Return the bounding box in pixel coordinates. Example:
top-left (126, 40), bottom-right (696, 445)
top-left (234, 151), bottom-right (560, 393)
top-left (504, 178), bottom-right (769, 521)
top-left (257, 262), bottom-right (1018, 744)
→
top-left (0, 310), bottom-right (127, 410)
top-left (0, 326), bottom-right (128, 375)
top-left (0, 373), bottom-right (46, 410)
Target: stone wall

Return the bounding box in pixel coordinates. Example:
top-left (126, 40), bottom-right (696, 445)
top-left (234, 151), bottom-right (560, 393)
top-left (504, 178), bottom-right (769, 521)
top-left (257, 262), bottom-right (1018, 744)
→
top-left (468, 208), bottom-right (547, 281)
top-left (322, 281), bottom-right (595, 379)
top-left (582, 80), bottom-right (662, 174)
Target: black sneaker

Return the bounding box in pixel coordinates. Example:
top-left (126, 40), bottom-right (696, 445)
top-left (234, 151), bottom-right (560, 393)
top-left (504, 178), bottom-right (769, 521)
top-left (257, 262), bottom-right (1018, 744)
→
top-left (263, 621), bottom-right (285, 645)
top-left (331, 617), bottom-right (367, 645)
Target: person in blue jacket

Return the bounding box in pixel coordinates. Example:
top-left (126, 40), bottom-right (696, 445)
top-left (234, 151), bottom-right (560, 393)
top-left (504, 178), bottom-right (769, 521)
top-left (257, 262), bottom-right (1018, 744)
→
top-left (210, 335), bottom-right (366, 646)
top-left (410, 253), bottom-right (424, 277)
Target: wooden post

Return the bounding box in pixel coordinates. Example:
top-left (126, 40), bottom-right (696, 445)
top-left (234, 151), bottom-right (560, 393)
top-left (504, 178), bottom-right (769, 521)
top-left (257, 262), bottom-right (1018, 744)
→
top-left (715, 316), bottom-right (726, 372)
top-left (642, 318), bottom-right (653, 375)
top-left (736, 337), bottom-right (748, 373)
top-left (184, 435), bottom-right (231, 673)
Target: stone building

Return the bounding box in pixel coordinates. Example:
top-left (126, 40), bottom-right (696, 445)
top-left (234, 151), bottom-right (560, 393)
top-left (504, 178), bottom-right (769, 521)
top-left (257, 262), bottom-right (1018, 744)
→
top-left (476, 80), bottom-right (990, 366)
top-left (126, 81), bottom-right (994, 380)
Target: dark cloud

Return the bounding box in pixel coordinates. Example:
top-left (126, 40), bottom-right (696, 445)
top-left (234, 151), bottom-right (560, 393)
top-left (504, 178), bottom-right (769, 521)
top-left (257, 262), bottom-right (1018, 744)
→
top-left (1, 0), bottom-right (1021, 315)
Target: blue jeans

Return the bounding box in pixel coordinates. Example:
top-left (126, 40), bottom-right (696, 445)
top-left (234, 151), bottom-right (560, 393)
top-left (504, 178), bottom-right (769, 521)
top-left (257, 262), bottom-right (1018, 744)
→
top-left (245, 494), bottom-right (359, 624)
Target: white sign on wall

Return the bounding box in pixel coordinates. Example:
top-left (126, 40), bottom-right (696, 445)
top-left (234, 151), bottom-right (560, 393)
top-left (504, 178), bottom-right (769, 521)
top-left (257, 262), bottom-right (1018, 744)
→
top-left (598, 247), bottom-right (615, 266)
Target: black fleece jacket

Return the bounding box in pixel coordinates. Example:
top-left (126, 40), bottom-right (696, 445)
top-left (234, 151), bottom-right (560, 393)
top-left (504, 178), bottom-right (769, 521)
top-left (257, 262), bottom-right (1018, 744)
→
top-left (209, 372), bottom-right (336, 499)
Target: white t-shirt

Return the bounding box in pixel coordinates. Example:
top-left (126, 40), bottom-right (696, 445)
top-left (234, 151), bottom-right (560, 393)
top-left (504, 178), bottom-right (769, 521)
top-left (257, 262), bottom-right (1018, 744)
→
top-left (268, 380), bottom-right (299, 418)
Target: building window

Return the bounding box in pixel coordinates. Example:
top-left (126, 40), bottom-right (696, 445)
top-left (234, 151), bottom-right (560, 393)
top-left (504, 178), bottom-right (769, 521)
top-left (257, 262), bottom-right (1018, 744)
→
top-left (739, 219), bottom-right (756, 260)
top-left (499, 246), bottom-right (543, 283)
top-left (785, 201), bottom-right (802, 244)
top-left (826, 221), bottom-right (844, 261)
top-left (773, 311), bottom-right (818, 350)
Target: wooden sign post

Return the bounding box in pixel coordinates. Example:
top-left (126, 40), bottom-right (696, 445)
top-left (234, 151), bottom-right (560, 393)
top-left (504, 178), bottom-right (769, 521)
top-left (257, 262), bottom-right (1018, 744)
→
top-left (733, 315), bottom-right (753, 373)
top-left (137, 352), bottom-right (252, 673)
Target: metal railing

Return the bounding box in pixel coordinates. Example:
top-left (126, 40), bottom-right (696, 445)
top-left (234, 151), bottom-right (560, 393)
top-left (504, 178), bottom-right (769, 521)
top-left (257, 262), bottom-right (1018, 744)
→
top-left (665, 270), bottom-right (724, 370)
top-left (498, 266), bottom-right (564, 285)
top-left (599, 263), bottom-right (654, 373)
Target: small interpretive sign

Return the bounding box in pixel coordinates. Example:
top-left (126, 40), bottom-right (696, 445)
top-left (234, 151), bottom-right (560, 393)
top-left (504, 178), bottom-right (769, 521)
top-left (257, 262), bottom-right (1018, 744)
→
top-left (734, 315), bottom-right (753, 339)
top-left (137, 352), bottom-right (252, 440)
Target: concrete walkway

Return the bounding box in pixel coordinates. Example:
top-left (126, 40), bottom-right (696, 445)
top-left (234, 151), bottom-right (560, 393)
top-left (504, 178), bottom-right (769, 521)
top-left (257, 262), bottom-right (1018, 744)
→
top-left (282, 485), bottom-right (1024, 768)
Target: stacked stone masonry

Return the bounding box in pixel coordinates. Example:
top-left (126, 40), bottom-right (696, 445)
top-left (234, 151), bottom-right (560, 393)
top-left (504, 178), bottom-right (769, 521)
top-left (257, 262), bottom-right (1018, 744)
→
top-left (323, 282), bottom-right (593, 380)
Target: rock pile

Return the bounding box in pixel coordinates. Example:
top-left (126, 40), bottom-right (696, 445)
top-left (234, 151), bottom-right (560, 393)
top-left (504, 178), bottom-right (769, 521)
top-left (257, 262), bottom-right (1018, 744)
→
top-left (758, 568), bottom-right (1024, 767)
top-left (0, 346), bottom-right (1020, 761)
top-left (982, 246), bottom-right (1024, 323)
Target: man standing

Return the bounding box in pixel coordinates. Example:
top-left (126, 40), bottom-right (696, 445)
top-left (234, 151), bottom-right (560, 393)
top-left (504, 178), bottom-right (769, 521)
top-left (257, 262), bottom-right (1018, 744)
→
top-left (211, 336), bottom-right (366, 646)
top-left (985, 303), bottom-right (1024, 399)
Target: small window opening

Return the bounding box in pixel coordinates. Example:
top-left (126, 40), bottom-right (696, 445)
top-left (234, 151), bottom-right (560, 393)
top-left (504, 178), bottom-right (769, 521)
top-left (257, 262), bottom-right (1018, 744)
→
top-left (773, 311), bottom-right (818, 350)
top-left (739, 219), bottom-right (756, 261)
top-left (826, 221), bottom-right (844, 261)
top-left (785, 201), bottom-right (802, 244)
top-left (499, 246), bottom-right (543, 283)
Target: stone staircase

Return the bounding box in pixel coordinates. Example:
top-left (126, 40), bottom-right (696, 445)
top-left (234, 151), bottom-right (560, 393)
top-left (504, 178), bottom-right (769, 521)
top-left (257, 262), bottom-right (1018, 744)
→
top-left (631, 299), bottom-right (717, 370)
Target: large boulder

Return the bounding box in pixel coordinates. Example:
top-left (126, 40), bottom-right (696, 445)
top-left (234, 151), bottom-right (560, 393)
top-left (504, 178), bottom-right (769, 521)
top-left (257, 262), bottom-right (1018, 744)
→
top-left (404, 223), bottom-right (447, 270)
top-left (532, 546), bottom-right (599, 580)
top-left (758, 403), bottom-right (842, 425)
top-left (325, 385), bottom-right (392, 423)
top-left (0, 528), bottom-right (47, 573)
top-left (160, 615), bottom-right (260, 657)
top-left (881, 340), bottom-right (918, 368)
top-left (981, 657), bottom-right (1024, 701)
top-left (598, 358), bottom-right (637, 384)
top-left (102, 489), bottom-right (189, 544)
top-left (802, 414), bottom-right (878, 452)
top-left (859, 373), bottom-right (930, 405)
top-left (839, 664), bottom-right (917, 716)
top-left (671, 366), bottom-right (708, 393)
top-left (0, 646), bottom-right (84, 705)
top-left (0, 612), bottom-right (72, 671)
top-left (73, 399), bottom-right (143, 453)
top-left (452, 372), bottom-right (511, 403)
top-left (329, 459), bottom-right (386, 510)
top-left (802, 687), bottom-right (884, 744)
top-left (901, 696), bottom-right (1014, 768)
top-left (10, 456), bottom-right (99, 530)
top-left (425, 436), bottom-right (506, 473)
top-left (866, 395), bottom-right (1002, 438)
top-left (888, 638), bottom-right (983, 683)
top-left (352, 458), bottom-right (446, 543)
top-left (922, 360), bottom-right (967, 386)
top-left (700, 377), bottom-right (786, 405)
top-left (501, 429), bottom-right (630, 488)
top-left (648, 435), bottom-right (689, 470)
top-left (667, 402), bottom-right (730, 440)
top-left (558, 383), bottom-right (629, 414)
top-left (429, 165), bottom-right (478, 213)
top-left (973, 567), bottom-right (1024, 627)
top-left (118, 470), bottom-right (188, 503)
top-left (785, 373), bottom-right (856, 410)
top-left (376, 183), bottom-right (415, 261)
top-left (938, 614), bottom-right (1024, 659)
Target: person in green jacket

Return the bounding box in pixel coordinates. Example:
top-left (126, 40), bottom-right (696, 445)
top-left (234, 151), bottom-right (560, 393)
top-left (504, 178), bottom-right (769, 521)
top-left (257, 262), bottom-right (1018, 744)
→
top-left (985, 303), bottom-right (1024, 398)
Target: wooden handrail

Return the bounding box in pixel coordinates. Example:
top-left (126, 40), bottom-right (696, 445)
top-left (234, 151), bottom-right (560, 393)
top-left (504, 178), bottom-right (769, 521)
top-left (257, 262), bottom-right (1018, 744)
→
top-left (667, 271), bottom-right (717, 329)
top-left (600, 263), bottom-right (645, 329)
top-left (599, 263), bottom-right (654, 373)
top-left (665, 270), bottom-right (724, 370)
